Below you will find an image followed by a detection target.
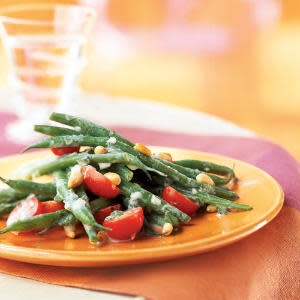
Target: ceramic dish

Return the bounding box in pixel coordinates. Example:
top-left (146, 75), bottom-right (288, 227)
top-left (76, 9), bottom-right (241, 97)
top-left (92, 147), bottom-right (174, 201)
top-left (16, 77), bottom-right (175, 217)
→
top-left (0, 147), bottom-right (284, 267)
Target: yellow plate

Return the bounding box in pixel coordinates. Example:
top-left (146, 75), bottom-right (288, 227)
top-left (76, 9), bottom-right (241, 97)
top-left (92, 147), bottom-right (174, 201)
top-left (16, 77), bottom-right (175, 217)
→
top-left (0, 147), bottom-right (284, 267)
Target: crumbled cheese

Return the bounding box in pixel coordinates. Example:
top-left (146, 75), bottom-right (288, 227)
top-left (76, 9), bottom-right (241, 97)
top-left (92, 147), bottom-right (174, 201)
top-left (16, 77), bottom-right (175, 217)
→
top-left (129, 199), bottom-right (139, 207)
top-left (204, 167), bottom-right (210, 172)
top-left (74, 126), bottom-right (81, 132)
top-left (72, 198), bottom-right (86, 210)
top-left (107, 137), bottom-right (117, 144)
top-left (98, 163), bottom-right (111, 170)
top-left (151, 195), bottom-right (161, 206)
top-left (192, 188), bottom-right (197, 195)
top-left (65, 136), bottom-right (76, 145)
top-left (129, 192), bottom-right (142, 207)
top-left (130, 192), bottom-right (142, 201)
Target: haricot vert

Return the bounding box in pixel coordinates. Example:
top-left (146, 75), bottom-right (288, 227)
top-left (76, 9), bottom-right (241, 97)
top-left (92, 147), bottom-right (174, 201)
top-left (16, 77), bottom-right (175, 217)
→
top-left (0, 112), bottom-right (252, 245)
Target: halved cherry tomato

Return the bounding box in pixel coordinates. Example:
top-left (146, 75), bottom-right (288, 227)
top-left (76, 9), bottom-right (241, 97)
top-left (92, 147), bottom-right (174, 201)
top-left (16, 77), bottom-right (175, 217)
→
top-left (41, 201), bottom-right (64, 213)
top-left (82, 165), bottom-right (120, 199)
top-left (51, 147), bottom-right (80, 156)
top-left (7, 195), bottom-right (43, 235)
top-left (103, 207), bottom-right (144, 240)
top-left (162, 186), bottom-right (199, 216)
top-left (94, 204), bottom-right (121, 224)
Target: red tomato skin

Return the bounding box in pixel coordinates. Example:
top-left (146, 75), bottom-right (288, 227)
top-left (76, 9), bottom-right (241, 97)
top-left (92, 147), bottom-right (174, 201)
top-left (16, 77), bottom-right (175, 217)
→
top-left (41, 201), bottom-right (64, 213)
top-left (103, 207), bottom-right (144, 240)
top-left (7, 195), bottom-right (43, 235)
top-left (162, 186), bottom-right (199, 216)
top-left (51, 147), bottom-right (80, 156)
top-left (94, 204), bottom-right (121, 224)
top-left (82, 165), bottom-right (120, 199)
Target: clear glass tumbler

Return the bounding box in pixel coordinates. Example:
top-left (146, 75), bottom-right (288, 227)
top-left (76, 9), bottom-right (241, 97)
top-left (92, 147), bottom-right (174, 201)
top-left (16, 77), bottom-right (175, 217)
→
top-left (0, 4), bottom-right (96, 142)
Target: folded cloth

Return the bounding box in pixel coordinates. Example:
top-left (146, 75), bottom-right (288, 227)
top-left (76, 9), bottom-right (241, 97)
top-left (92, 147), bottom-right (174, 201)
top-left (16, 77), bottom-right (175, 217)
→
top-left (0, 120), bottom-right (299, 300)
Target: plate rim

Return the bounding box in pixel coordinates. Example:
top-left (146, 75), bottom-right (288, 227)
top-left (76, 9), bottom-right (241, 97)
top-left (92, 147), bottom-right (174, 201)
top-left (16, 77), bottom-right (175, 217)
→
top-left (0, 147), bottom-right (284, 267)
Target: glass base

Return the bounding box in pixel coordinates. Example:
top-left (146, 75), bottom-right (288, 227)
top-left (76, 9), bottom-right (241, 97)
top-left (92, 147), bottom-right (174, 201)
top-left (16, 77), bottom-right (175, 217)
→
top-left (4, 91), bottom-right (77, 144)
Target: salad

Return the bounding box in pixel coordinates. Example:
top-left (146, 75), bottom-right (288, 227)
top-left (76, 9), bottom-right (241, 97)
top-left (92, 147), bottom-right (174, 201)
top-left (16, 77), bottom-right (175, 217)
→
top-left (0, 113), bottom-right (252, 245)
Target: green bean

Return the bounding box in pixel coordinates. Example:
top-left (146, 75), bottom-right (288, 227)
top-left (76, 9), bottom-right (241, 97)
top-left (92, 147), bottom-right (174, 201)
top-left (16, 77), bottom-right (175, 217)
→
top-left (213, 186), bottom-right (238, 200)
top-left (82, 224), bottom-right (98, 244)
top-left (173, 186), bottom-right (251, 211)
top-left (23, 135), bottom-right (106, 152)
top-left (147, 212), bottom-right (179, 228)
top-left (167, 213), bottom-right (180, 228)
top-left (53, 170), bottom-right (109, 230)
top-left (14, 156), bottom-right (57, 180)
top-left (0, 177), bottom-right (56, 197)
top-left (25, 135), bottom-right (237, 198)
top-left (90, 198), bottom-right (113, 212)
top-left (75, 185), bottom-right (98, 243)
top-left (155, 157), bottom-right (231, 186)
top-left (23, 135), bottom-right (236, 199)
top-left (109, 141), bottom-right (238, 199)
top-left (34, 125), bottom-right (81, 136)
top-left (0, 210), bottom-right (66, 234)
top-left (173, 159), bottom-right (234, 177)
top-left (108, 164), bottom-right (134, 182)
top-left (0, 188), bottom-right (28, 203)
top-left (50, 211), bottom-right (76, 226)
top-left (172, 183), bottom-right (238, 201)
top-left (49, 112), bottom-right (134, 147)
top-left (36, 211), bottom-right (77, 235)
top-left (24, 136), bottom-right (155, 177)
top-left (119, 178), bottom-right (190, 223)
top-left (20, 152), bottom-right (149, 180)
top-left (38, 197), bottom-right (113, 235)
top-left (146, 214), bottom-right (166, 227)
top-left (143, 218), bottom-right (167, 236)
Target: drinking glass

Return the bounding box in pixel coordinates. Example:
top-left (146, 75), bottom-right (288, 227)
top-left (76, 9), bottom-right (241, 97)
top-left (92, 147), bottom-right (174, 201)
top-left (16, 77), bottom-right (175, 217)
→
top-left (0, 4), bottom-right (96, 142)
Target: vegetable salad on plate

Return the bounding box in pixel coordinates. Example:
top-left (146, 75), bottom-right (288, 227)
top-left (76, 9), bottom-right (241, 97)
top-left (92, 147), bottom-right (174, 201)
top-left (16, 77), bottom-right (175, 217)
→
top-left (0, 113), bottom-right (252, 245)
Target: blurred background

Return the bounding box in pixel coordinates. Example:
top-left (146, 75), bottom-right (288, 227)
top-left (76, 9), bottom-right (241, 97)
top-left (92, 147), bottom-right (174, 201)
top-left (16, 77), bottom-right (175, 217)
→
top-left (0, 0), bottom-right (299, 158)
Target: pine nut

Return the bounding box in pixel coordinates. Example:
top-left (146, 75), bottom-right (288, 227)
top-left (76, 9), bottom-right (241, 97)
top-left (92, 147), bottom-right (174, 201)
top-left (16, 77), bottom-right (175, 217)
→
top-left (64, 225), bottom-right (76, 238)
top-left (134, 143), bottom-right (152, 156)
top-left (94, 146), bottom-right (107, 154)
top-left (157, 152), bottom-right (172, 161)
top-left (68, 165), bottom-right (83, 188)
top-left (162, 223), bottom-right (173, 235)
top-left (104, 172), bottom-right (121, 185)
top-left (151, 223), bottom-right (173, 235)
top-left (206, 205), bottom-right (217, 213)
top-left (196, 173), bottom-right (215, 186)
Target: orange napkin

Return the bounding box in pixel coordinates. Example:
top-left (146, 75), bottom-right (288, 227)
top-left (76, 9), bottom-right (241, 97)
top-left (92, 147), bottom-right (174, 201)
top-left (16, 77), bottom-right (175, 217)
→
top-left (0, 206), bottom-right (299, 300)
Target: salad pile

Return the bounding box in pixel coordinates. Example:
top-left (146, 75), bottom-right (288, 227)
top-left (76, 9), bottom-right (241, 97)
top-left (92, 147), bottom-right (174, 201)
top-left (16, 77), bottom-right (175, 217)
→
top-left (0, 113), bottom-right (252, 245)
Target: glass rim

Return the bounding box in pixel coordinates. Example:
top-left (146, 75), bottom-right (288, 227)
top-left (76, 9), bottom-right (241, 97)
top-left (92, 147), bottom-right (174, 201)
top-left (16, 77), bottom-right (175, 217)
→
top-left (0, 3), bottom-right (96, 26)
